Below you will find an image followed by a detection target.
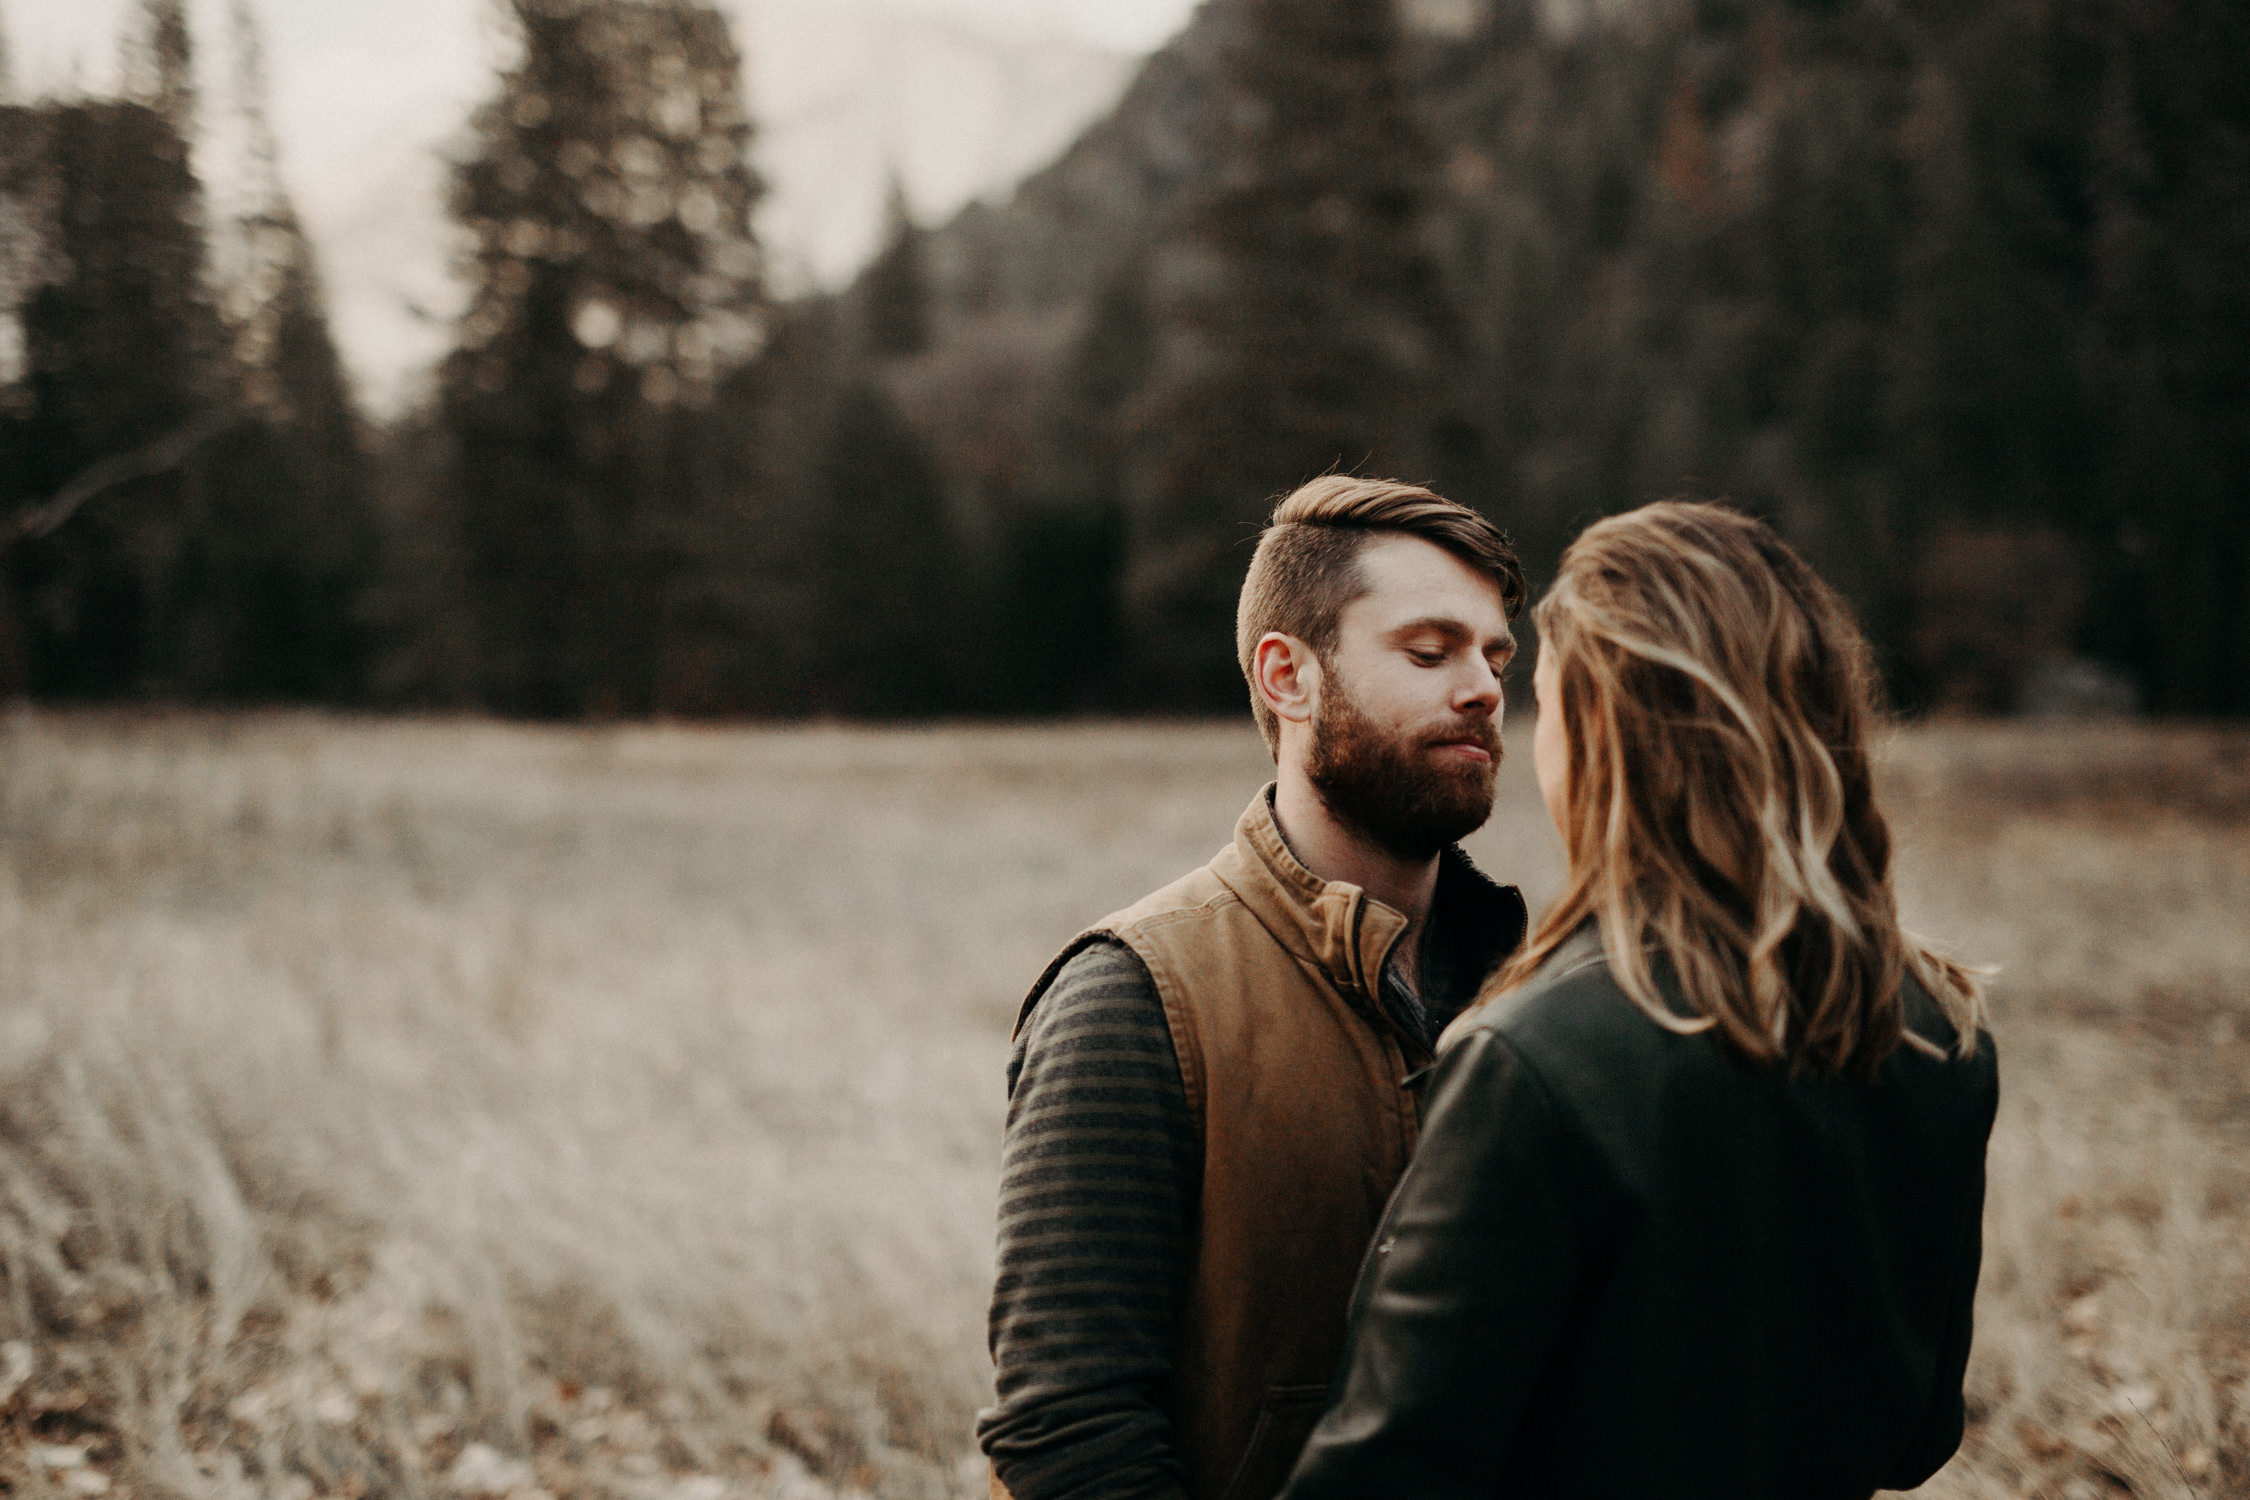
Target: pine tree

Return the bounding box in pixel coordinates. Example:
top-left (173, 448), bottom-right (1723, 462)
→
top-left (124, 0), bottom-right (197, 139)
top-left (0, 11), bottom-right (26, 696)
top-left (440, 0), bottom-right (769, 717)
top-left (812, 379), bottom-right (949, 715)
top-left (862, 173), bottom-right (930, 358)
top-left (2084, 0), bottom-right (2250, 712)
top-left (2, 98), bottom-right (221, 696)
top-left (988, 260), bottom-right (1149, 711)
top-left (165, 0), bottom-right (377, 699)
top-left (1122, 0), bottom-right (1456, 703)
top-left (221, 0), bottom-right (299, 409)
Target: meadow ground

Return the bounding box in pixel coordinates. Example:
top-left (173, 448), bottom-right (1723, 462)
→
top-left (0, 709), bottom-right (2243, 1500)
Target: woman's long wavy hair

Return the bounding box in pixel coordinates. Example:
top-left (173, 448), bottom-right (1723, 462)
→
top-left (1474, 501), bottom-right (1983, 1073)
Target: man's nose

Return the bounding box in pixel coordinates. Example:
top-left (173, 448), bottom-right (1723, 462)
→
top-left (1455, 659), bottom-right (1502, 714)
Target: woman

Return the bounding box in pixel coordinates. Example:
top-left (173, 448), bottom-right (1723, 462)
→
top-left (1276, 501), bottom-right (1997, 1500)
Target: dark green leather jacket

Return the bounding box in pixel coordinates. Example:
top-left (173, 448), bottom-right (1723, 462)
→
top-left (1278, 924), bottom-right (1999, 1500)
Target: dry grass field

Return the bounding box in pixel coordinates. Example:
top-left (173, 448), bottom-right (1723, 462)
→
top-left (0, 709), bottom-right (2243, 1500)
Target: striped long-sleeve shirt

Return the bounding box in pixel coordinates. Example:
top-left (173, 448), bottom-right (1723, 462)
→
top-left (977, 940), bottom-right (1197, 1500)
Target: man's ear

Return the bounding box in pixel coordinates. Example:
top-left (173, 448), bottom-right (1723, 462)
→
top-left (1253, 633), bottom-right (1320, 727)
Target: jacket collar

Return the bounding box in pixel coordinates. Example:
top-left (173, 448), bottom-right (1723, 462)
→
top-left (1538, 920), bottom-right (1610, 983)
top-left (1212, 786), bottom-right (1526, 1011)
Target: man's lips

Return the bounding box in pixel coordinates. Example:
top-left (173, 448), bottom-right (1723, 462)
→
top-left (1434, 741), bottom-right (1493, 763)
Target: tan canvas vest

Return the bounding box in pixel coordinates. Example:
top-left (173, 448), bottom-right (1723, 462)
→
top-left (997, 790), bottom-right (1442, 1500)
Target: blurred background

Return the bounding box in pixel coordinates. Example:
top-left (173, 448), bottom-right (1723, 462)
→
top-left (0, 0), bottom-right (2241, 722)
top-left (0, 4), bottom-right (2246, 1500)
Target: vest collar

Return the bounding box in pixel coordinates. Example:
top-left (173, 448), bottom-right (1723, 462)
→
top-left (1214, 786), bottom-right (1407, 1006)
top-left (1214, 786), bottom-right (1528, 1015)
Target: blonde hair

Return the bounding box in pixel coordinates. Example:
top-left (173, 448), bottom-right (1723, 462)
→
top-left (1236, 476), bottom-right (1525, 754)
top-left (1471, 501), bottom-right (1983, 1073)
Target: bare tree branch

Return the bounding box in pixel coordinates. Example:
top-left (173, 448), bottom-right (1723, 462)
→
top-left (8, 410), bottom-right (241, 543)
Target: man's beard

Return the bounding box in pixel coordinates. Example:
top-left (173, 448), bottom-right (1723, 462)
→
top-left (1306, 668), bottom-right (1502, 861)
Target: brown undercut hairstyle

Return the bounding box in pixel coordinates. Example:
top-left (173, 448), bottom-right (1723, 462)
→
top-left (1473, 500), bottom-right (1983, 1074)
top-left (1236, 475), bottom-right (1527, 754)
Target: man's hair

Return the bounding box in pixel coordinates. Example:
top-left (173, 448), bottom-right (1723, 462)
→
top-left (1470, 499), bottom-right (1984, 1074)
top-left (1236, 475), bottom-right (1526, 753)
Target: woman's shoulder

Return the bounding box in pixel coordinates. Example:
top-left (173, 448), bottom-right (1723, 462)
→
top-left (1450, 926), bottom-right (1674, 1080)
top-left (1451, 924), bottom-right (1999, 1110)
top-left (1888, 967), bottom-right (2002, 1113)
top-left (1445, 927), bottom-right (2000, 1200)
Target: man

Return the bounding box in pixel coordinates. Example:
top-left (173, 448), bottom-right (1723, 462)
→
top-left (977, 476), bottom-right (1530, 1500)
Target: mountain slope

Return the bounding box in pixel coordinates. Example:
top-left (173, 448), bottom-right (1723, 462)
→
top-left (295, 0), bottom-right (1138, 413)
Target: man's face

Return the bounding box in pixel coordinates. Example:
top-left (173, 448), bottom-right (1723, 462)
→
top-left (1304, 535), bottom-right (1516, 860)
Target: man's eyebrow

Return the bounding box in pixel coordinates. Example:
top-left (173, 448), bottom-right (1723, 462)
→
top-left (1387, 617), bottom-right (1517, 652)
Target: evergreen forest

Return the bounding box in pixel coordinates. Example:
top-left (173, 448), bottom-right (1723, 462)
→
top-left (2, 0), bottom-right (2244, 719)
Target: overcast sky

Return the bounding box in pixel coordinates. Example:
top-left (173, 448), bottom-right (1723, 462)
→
top-left (8, 0), bottom-right (1202, 83)
top-left (7, 0), bottom-right (1201, 185)
top-left (6, 0), bottom-right (1203, 409)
